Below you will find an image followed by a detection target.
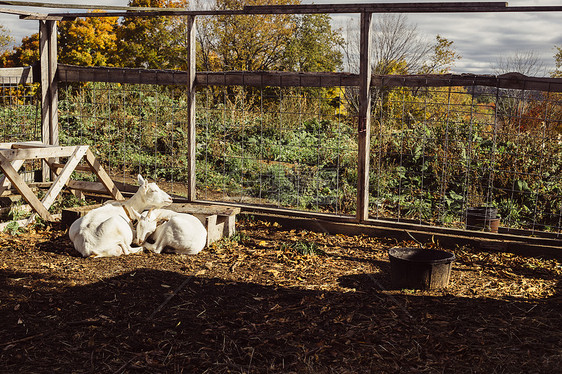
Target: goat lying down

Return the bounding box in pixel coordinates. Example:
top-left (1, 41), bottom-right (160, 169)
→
top-left (134, 209), bottom-right (207, 255)
top-left (69, 175), bottom-right (173, 258)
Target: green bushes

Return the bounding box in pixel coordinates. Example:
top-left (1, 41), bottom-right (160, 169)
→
top-left (55, 82), bottom-right (562, 231)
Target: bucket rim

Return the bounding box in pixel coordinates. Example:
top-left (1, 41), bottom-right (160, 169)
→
top-left (388, 247), bottom-right (456, 264)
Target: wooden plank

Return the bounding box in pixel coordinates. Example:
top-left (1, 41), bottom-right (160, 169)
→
top-left (39, 20), bottom-right (49, 152)
top-left (61, 204), bottom-right (101, 227)
top-left (0, 66), bottom-right (35, 84)
top-left (233, 201), bottom-right (562, 248)
top-left (0, 1), bottom-right (186, 11)
top-left (84, 149), bottom-right (124, 200)
top-left (40, 146), bottom-right (88, 210)
top-left (0, 146), bottom-right (80, 161)
top-left (205, 214), bottom-right (224, 245)
top-left (0, 7), bottom-right (61, 20)
top-left (356, 12), bottom-right (372, 222)
top-left (48, 20), bottom-right (58, 147)
top-left (57, 65), bottom-right (562, 91)
top-left (0, 159), bottom-right (24, 195)
top-left (244, 2), bottom-right (508, 14)
top-left (66, 180), bottom-right (113, 194)
top-left (186, 15), bottom-right (196, 201)
top-left (0, 153), bottom-right (53, 220)
top-left (49, 162), bottom-right (92, 172)
top-left (247, 211), bottom-right (562, 260)
top-left (57, 65), bottom-right (361, 87)
top-left (9, 141), bottom-right (49, 149)
top-left (57, 64), bottom-right (193, 85)
top-left (168, 202), bottom-right (241, 216)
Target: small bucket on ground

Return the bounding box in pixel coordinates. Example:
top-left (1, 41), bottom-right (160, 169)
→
top-left (388, 247), bottom-right (455, 290)
top-left (466, 206), bottom-right (500, 233)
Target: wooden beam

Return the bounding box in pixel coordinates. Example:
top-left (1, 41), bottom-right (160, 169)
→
top-left (0, 145), bottom-right (80, 161)
top-left (356, 12), bottom-right (372, 223)
top-left (186, 15), bottom-right (197, 201)
top-left (48, 20), bottom-right (58, 147)
top-left (0, 152), bottom-right (53, 220)
top-left (56, 65), bottom-right (562, 92)
top-left (84, 149), bottom-right (124, 200)
top-left (0, 66), bottom-right (35, 84)
top-left (40, 145), bottom-right (88, 210)
top-left (244, 2), bottom-right (508, 14)
top-left (247, 211), bottom-right (562, 260)
top-left (0, 159), bottom-right (24, 195)
top-left (66, 180), bottom-right (113, 195)
top-left (39, 20), bottom-right (58, 181)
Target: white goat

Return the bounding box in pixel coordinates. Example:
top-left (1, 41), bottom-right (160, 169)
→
top-left (134, 209), bottom-right (207, 255)
top-left (69, 175), bottom-right (173, 258)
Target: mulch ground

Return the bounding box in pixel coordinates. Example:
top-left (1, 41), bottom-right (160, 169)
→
top-left (0, 216), bottom-right (560, 373)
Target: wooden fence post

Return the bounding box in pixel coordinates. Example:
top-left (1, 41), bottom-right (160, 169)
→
top-left (39, 19), bottom-right (58, 181)
top-left (356, 12), bottom-right (372, 222)
top-left (186, 15), bottom-right (197, 201)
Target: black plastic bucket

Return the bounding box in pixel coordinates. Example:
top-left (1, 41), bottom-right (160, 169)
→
top-left (466, 206), bottom-right (499, 232)
top-left (388, 247), bottom-right (455, 290)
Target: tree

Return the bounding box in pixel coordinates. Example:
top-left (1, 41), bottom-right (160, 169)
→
top-left (342, 15), bottom-right (462, 115)
top-left (371, 14), bottom-right (433, 75)
top-left (282, 13), bottom-right (344, 72)
top-left (198, 0), bottom-right (300, 71)
top-left (553, 46), bottom-right (562, 78)
top-left (420, 35), bottom-right (461, 74)
top-left (115, 0), bottom-right (188, 69)
top-left (58, 12), bottom-right (119, 66)
top-left (492, 50), bottom-right (546, 76)
top-left (0, 25), bottom-right (13, 56)
top-left (0, 33), bottom-right (39, 67)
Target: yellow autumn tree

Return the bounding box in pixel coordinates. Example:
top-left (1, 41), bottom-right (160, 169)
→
top-left (58, 12), bottom-right (119, 66)
top-left (199, 0), bottom-right (300, 71)
top-left (0, 33), bottom-right (39, 67)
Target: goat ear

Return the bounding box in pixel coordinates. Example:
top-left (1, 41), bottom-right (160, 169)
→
top-left (137, 174), bottom-right (145, 187)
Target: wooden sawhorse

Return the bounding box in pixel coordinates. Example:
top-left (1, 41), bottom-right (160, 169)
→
top-left (0, 142), bottom-right (123, 224)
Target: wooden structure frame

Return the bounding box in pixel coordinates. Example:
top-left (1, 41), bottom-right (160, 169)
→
top-left (2, 1), bottom-right (561, 223)
top-left (1, 2), bottom-right (562, 257)
top-left (0, 142), bottom-right (123, 223)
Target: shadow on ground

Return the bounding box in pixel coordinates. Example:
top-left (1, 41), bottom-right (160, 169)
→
top-left (1, 266), bottom-right (560, 373)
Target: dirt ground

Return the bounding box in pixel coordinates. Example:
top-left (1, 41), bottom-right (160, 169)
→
top-left (0, 216), bottom-right (560, 373)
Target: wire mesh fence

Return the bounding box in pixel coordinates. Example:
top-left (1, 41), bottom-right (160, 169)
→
top-left (370, 81), bottom-right (562, 233)
top-left (59, 81), bottom-right (191, 195)
top-left (0, 77), bottom-right (41, 144)
top-left (0, 74), bottom-right (42, 183)
top-left (2, 72), bottom-right (557, 234)
top-left (196, 85), bottom-right (357, 214)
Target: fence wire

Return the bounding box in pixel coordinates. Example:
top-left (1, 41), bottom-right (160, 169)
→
top-left (54, 76), bottom-right (562, 234)
top-left (0, 76), bottom-right (42, 183)
top-left (370, 81), bottom-right (562, 233)
top-left (196, 85), bottom-right (356, 215)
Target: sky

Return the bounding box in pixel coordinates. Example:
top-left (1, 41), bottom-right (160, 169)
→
top-left (1, 0), bottom-right (561, 75)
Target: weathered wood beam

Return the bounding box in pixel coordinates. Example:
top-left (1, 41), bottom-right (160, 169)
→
top-left (186, 15), bottom-right (197, 201)
top-left (0, 66), bottom-right (35, 84)
top-left (356, 12), bottom-right (372, 223)
top-left (246, 211), bottom-right (562, 260)
top-left (245, 2), bottom-right (508, 14)
top-left (84, 149), bottom-right (124, 200)
top-left (0, 6), bottom-right (61, 20)
top-left (56, 65), bottom-right (562, 91)
top-left (0, 145), bottom-right (80, 161)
